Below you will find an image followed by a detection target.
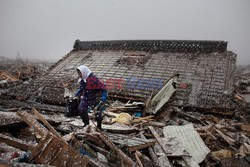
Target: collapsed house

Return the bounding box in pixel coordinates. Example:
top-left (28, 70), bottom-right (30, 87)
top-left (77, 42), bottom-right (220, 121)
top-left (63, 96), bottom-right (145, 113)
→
top-left (8, 40), bottom-right (236, 108)
top-left (1, 40), bottom-right (250, 167)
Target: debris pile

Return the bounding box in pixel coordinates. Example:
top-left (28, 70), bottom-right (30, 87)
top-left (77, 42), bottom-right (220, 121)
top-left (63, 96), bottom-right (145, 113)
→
top-left (1, 81), bottom-right (250, 167)
top-left (0, 57), bottom-right (50, 89)
top-left (115, 53), bottom-right (151, 68)
top-left (0, 47), bottom-right (248, 166)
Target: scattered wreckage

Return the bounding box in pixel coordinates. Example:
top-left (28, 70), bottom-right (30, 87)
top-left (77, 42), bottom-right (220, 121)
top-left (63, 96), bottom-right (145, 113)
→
top-left (1, 72), bottom-right (249, 167)
top-left (0, 40), bottom-right (250, 167)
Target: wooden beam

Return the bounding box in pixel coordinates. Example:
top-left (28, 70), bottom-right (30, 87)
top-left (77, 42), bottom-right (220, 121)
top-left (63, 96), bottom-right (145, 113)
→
top-left (85, 141), bottom-right (110, 156)
top-left (128, 141), bottom-right (155, 152)
top-left (132, 116), bottom-right (154, 123)
top-left (142, 92), bottom-right (153, 115)
top-left (98, 133), bottom-right (136, 167)
top-left (76, 132), bottom-right (105, 146)
top-left (106, 133), bottom-right (156, 152)
top-left (148, 126), bottom-right (172, 167)
top-left (215, 129), bottom-right (235, 146)
top-left (140, 133), bottom-right (164, 167)
top-left (29, 133), bottom-right (89, 166)
top-left (0, 134), bottom-right (34, 151)
top-left (175, 110), bottom-right (206, 125)
top-left (16, 111), bottom-right (48, 137)
top-left (32, 108), bottom-right (63, 140)
top-left (135, 151), bottom-right (144, 167)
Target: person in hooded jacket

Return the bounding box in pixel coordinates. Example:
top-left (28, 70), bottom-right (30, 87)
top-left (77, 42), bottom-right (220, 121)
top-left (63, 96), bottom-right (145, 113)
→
top-left (75, 65), bottom-right (107, 128)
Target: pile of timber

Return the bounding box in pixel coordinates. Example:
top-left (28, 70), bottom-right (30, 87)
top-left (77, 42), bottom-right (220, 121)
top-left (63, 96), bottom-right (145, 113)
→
top-left (0, 96), bottom-right (250, 166)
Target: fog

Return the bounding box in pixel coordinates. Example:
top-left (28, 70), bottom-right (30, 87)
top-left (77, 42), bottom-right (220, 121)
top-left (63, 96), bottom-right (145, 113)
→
top-left (0, 0), bottom-right (249, 65)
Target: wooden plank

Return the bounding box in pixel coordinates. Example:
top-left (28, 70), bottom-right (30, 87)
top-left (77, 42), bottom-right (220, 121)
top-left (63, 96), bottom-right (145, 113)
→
top-left (16, 111), bottom-right (48, 137)
top-left (136, 151), bottom-right (158, 166)
top-left (135, 151), bottom-right (144, 167)
top-left (140, 133), bottom-right (164, 167)
top-left (0, 99), bottom-right (65, 113)
top-left (175, 110), bottom-right (206, 125)
top-left (241, 125), bottom-right (250, 133)
top-left (98, 133), bottom-right (135, 167)
top-left (101, 124), bottom-right (138, 134)
top-left (148, 126), bottom-right (172, 167)
top-left (32, 107), bottom-right (63, 141)
top-left (0, 112), bottom-right (22, 128)
top-left (76, 132), bottom-right (105, 146)
top-left (132, 116), bottom-right (154, 123)
top-left (215, 129), bottom-right (235, 146)
top-left (106, 133), bottom-right (156, 152)
top-left (0, 134), bottom-right (34, 151)
top-left (198, 126), bottom-right (217, 140)
top-left (142, 92), bottom-right (153, 114)
top-left (85, 141), bottom-right (110, 156)
top-left (29, 134), bottom-right (54, 162)
top-left (143, 121), bottom-right (166, 128)
top-left (29, 133), bottom-right (89, 166)
top-left (0, 71), bottom-right (19, 81)
top-left (128, 142), bottom-right (155, 152)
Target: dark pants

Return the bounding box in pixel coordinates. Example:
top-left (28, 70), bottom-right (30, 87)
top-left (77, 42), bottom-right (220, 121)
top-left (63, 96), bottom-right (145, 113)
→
top-left (78, 99), bottom-right (97, 126)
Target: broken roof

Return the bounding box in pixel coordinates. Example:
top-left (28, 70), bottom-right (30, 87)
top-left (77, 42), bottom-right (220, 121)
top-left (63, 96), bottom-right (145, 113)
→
top-left (10, 40), bottom-right (236, 109)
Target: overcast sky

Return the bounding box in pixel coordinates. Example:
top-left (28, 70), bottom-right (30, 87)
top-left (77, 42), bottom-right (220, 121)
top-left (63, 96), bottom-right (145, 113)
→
top-left (0, 0), bottom-right (249, 65)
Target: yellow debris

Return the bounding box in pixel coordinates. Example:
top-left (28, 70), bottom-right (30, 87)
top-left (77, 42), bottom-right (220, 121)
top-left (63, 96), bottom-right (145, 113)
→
top-left (112, 113), bottom-right (132, 124)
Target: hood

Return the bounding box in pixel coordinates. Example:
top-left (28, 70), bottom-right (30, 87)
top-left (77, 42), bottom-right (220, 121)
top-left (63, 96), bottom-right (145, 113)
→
top-left (77, 65), bottom-right (92, 82)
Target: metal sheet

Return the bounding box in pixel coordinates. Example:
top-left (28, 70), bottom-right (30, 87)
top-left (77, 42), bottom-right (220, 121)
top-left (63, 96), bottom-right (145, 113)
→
top-left (163, 124), bottom-right (210, 164)
top-left (146, 74), bottom-right (178, 114)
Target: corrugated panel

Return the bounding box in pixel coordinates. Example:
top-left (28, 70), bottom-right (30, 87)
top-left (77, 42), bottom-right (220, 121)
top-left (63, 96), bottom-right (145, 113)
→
top-left (163, 124), bottom-right (210, 164)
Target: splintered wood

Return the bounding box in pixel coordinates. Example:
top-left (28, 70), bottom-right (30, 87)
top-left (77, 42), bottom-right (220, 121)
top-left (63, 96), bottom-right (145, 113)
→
top-left (98, 133), bottom-right (136, 167)
top-left (16, 111), bottom-right (48, 137)
top-left (0, 134), bottom-right (35, 151)
top-left (16, 109), bottom-right (89, 166)
top-left (0, 71), bottom-right (19, 82)
top-left (106, 133), bottom-right (156, 152)
top-left (29, 133), bottom-right (89, 167)
top-left (32, 107), bottom-right (62, 139)
top-left (148, 126), bottom-right (172, 167)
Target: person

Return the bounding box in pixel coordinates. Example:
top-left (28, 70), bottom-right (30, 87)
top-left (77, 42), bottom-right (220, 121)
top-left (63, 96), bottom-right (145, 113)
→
top-left (75, 65), bottom-right (107, 128)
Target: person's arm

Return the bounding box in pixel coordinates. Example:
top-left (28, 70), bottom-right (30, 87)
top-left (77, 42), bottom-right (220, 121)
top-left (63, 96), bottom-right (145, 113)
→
top-left (96, 77), bottom-right (108, 102)
top-left (101, 89), bottom-right (107, 102)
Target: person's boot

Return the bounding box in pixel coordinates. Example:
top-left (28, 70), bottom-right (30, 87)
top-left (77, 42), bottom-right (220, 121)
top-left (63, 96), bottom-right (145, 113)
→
top-left (97, 120), bottom-right (102, 130)
top-left (82, 118), bottom-right (89, 127)
top-left (95, 111), bottom-right (102, 131)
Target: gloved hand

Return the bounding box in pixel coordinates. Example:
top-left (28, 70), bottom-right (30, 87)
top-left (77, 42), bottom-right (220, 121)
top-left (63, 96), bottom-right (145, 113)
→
top-left (101, 89), bottom-right (107, 102)
top-left (101, 95), bottom-right (107, 102)
top-left (75, 89), bottom-right (81, 97)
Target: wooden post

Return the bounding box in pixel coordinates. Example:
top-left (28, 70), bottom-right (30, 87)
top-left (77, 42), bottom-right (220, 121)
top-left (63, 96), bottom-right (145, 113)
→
top-left (98, 133), bottom-right (136, 167)
top-left (148, 126), bottom-right (172, 167)
top-left (140, 133), bottom-right (164, 167)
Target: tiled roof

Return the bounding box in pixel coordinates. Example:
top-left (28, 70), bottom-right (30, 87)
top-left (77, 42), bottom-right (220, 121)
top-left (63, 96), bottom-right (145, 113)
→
top-left (11, 40), bottom-right (236, 109)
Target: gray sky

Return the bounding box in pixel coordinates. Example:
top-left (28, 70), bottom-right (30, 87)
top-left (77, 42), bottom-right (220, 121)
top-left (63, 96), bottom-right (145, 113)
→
top-left (0, 0), bottom-right (249, 65)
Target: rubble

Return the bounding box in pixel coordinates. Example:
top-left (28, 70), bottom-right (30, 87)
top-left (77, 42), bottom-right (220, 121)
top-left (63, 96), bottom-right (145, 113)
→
top-left (1, 78), bottom-right (250, 167)
top-left (0, 57), bottom-right (50, 81)
top-left (1, 41), bottom-right (250, 166)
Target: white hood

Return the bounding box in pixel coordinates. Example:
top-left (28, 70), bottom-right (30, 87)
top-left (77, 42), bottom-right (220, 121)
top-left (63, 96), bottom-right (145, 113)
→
top-left (77, 65), bottom-right (92, 82)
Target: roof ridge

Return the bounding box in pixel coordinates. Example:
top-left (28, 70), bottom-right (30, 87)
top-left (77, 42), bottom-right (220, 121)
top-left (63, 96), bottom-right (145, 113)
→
top-left (73, 39), bottom-right (227, 53)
